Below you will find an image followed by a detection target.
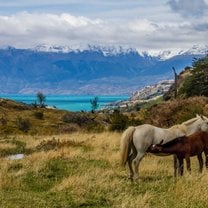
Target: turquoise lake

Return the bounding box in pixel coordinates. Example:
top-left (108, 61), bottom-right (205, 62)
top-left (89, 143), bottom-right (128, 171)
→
top-left (0, 94), bottom-right (129, 112)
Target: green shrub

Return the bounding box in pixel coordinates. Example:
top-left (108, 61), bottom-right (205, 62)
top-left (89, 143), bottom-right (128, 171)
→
top-left (175, 104), bottom-right (203, 124)
top-left (0, 116), bottom-right (7, 125)
top-left (85, 122), bottom-right (105, 133)
top-left (33, 111), bottom-right (44, 119)
top-left (109, 110), bottom-right (142, 131)
top-left (16, 117), bottom-right (31, 132)
top-left (62, 113), bottom-right (89, 125)
top-left (179, 56), bottom-right (208, 97)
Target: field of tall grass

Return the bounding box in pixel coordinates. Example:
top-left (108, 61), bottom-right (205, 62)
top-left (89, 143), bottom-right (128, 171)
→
top-left (0, 132), bottom-right (208, 208)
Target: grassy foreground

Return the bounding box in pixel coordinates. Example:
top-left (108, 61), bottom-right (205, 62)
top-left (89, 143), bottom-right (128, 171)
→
top-left (0, 132), bottom-right (208, 208)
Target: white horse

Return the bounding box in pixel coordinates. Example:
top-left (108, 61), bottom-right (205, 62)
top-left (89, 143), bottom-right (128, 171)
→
top-left (120, 114), bottom-right (208, 180)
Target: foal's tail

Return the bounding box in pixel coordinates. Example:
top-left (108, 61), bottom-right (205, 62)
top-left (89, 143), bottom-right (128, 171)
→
top-left (120, 126), bottom-right (136, 166)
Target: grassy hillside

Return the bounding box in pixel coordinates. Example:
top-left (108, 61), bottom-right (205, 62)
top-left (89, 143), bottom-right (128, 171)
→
top-left (0, 98), bottom-right (106, 135)
top-left (1, 95), bottom-right (208, 135)
top-left (142, 96), bottom-right (208, 127)
top-left (1, 132), bottom-right (208, 208)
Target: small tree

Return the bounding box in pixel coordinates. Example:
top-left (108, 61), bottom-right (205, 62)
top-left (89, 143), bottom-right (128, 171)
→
top-left (36, 91), bottom-right (46, 107)
top-left (109, 109), bottom-right (128, 131)
top-left (179, 56), bottom-right (208, 97)
top-left (172, 67), bottom-right (178, 99)
top-left (90, 96), bottom-right (99, 113)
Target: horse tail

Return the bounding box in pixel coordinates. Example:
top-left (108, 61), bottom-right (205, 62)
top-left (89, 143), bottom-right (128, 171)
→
top-left (120, 126), bottom-right (136, 166)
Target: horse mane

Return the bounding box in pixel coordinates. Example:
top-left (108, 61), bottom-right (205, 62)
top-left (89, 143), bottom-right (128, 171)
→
top-left (169, 124), bottom-right (186, 133)
top-left (182, 117), bottom-right (199, 125)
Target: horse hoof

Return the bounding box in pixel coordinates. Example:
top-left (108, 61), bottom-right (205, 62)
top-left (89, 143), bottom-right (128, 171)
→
top-left (133, 176), bottom-right (139, 181)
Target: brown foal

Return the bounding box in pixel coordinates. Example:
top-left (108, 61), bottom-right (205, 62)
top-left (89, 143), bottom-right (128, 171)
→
top-left (149, 131), bottom-right (208, 175)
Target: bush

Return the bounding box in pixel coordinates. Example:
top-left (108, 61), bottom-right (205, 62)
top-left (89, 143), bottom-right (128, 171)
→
top-left (16, 117), bottom-right (31, 132)
top-left (33, 111), bottom-right (44, 119)
top-left (179, 56), bottom-right (208, 97)
top-left (0, 116), bottom-right (7, 125)
top-left (144, 97), bottom-right (207, 127)
top-left (34, 138), bottom-right (85, 152)
top-left (109, 110), bottom-right (142, 131)
top-left (58, 124), bottom-right (79, 133)
top-left (62, 113), bottom-right (93, 126)
top-left (85, 123), bottom-right (105, 133)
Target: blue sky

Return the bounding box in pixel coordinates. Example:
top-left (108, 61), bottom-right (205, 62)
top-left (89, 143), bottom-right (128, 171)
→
top-left (0, 0), bottom-right (207, 53)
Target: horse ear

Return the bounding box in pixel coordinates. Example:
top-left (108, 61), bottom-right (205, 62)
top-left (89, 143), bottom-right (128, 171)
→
top-left (196, 114), bottom-right (200, 118)
top-left (202, 115), bottom-right (208, 121)
top-left (200, 115), bottom-right (205, 120)
top-left (201, 115), bottom-right (208, 122)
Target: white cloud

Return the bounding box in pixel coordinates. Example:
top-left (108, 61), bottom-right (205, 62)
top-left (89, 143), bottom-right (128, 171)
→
top-left (0, 5), bottom-right (207, 53)
top-left (168, 0), bottom-right (208, 17)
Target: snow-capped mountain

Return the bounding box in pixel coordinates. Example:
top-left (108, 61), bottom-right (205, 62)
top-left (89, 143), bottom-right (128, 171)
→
top-left (32, 44), bottom-right (139, 56)
top-left (0, 45), bottom-right (206, 95)
top-left (31, 44), bottom-right (208, 60)
top-left (33, 44), bottom-right (79, 53)
top-left (183, 45), bottom-right (208, 56)
top-left (143, 45), bottom-right (208, 60)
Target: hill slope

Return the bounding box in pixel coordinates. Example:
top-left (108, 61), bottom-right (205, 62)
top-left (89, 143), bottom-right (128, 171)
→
top-left (164, 55), bottom-right (208, 100)
top-left (1, 95), bottom-right (208, 134)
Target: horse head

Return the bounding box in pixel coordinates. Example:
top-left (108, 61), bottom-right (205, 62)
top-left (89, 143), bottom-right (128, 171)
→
top-left (183, 114), bottom-right (208, 133)
top-left (198, 114), bottom-right (208, 132)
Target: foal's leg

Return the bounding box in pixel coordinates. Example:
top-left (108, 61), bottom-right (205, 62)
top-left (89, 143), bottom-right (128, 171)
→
top-left (197, 153), bottom-right (203, 173)
top-left (185, 155), bottom-right (191, 174)
top-left (173, 155), bottom-right (177, 177)
top-left (133, 152), bottom-right (145, 180)
top-left (204, 150), bottom-right (208, 169)
top-left (178, 157), bottom-right (184, 176)
top-left (173, 155), bottom-right (180, 177)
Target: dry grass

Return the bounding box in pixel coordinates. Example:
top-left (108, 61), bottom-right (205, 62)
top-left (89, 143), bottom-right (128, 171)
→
top-left (144, 96), bottom-right (208, 127)
top-left (0, 132), bottom-right (208, 207)
top-left (0, 142), bottom-right (16, 149)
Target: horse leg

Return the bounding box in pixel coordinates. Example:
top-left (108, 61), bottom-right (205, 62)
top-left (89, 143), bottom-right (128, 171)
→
top-left (185, 155), bottom-right (191, 174)
top-left (197, 153), bottom-right (203, 173)
top-left (133, 152), bottom-right (145, 180)
top-left (127, 153), bottom-right (137, 180)
top-left (204, 149), bottom-right (208, 169)
top-left (173, 155), bottom-right (180, 177)
top-left (178, 157), bottom-right (184, 176)
top-left (127, 139), bottom-right (138, 180)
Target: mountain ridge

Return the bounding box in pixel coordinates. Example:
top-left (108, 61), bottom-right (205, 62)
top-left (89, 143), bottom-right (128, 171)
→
top-left (2, 44), bottom-right (207, 60)
top-left (0, 45), bottom-right (206, 95)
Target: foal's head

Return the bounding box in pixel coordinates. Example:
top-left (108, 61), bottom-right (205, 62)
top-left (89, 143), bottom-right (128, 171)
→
top-left (149, 136), bottom-right (186, 153)
top-left (149, 140), bottom-right (164, 153)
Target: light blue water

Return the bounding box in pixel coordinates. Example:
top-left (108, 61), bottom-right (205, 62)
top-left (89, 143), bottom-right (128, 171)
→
top-left (0, 94), bottom-right (129, 112)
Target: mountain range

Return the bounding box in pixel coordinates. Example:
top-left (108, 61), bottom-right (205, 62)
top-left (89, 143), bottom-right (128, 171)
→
top-left (0, 45), bottom-right (207, 95)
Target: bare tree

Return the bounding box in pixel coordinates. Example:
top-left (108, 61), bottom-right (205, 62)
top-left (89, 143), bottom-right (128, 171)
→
top-left (36, 91), bottom-right (46, 107)
top-left (90, 96), bottom-right (99, 113)
top-left (172, 67), bottom-right (178, 99)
